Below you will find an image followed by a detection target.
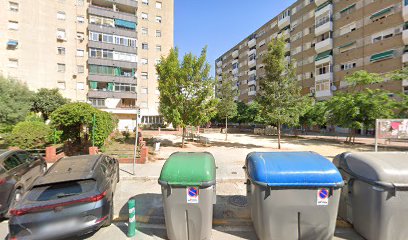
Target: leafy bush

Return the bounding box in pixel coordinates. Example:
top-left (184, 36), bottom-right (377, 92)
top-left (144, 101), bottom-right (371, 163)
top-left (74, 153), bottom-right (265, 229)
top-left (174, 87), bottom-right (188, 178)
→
top-left (51, 103), bottom-right (117, 147)
top-left (7, 121), bottom-right (52, 149)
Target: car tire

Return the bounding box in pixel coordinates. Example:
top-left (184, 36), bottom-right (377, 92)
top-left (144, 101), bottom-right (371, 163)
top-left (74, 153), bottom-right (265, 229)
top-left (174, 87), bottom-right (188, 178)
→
top-left (103, 199), bottom-right (113, 227)
top-left (5, 188), bottom-right (23, 218)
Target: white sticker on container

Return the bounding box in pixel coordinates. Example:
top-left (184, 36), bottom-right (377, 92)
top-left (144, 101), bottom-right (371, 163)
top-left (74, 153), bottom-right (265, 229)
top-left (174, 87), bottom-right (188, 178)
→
top-left (317, 188), bottom-right (329, 206)
top-left (187, 187), bottom-right (199, 204)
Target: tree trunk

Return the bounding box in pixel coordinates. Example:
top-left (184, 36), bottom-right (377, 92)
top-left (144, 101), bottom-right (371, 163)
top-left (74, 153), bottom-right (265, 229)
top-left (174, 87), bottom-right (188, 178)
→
top-left (181, 127), bottom-right (186, 148)
top-left (225, 117), bottom-right (228, 141)
top-left (277, 123), bottom-right (281, 149)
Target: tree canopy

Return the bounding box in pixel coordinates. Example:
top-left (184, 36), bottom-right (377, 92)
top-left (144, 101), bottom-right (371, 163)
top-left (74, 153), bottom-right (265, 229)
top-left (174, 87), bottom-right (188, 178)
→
top-left (257, 38), bottom-right (310, 148)
top-left (32, 88), bottom-right (69, 120)
top-left (0, 77), bottom-right (34, 133)
top-left (156, 47), bottom-right (218, 147)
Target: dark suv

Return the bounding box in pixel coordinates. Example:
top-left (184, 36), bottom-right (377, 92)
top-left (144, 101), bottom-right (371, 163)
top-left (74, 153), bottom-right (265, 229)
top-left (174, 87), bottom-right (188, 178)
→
top-left (9, 154), bottom-right (119, 240)
top-left (0, 150), bottom-right (47, 218)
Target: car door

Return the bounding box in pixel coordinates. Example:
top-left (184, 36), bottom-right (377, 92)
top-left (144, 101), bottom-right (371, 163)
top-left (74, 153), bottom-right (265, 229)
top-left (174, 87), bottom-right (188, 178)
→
top-left (15, 151), bottom-right (41, 187)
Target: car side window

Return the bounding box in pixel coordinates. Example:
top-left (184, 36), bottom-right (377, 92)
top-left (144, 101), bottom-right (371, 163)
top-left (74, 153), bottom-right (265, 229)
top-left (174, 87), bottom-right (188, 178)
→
top-left (16, 152), bottom-right (30, 163)
top-left (100, 158), bottom-right (109, 175)
top-left (4, 155), bottom-right (23, 171)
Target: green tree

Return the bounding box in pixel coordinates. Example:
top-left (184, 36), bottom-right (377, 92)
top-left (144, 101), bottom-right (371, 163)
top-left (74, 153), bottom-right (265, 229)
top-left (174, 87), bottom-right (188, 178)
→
top-left (156, 47), bottom-right (218, 147)
top-left (327, 90), bottom-right (395, 143)
top-left (257, 38), bottom-right (309, 149)
top-left (345, 70), bottom-right (384, 92)
top-left (0, 77), bottom-right (34, 133)
top-left (394, 94), bottom-right (408, 118)
top-left (7, 121), bottom-right (52, 149)
top-left (216, 74), bottom-right (238, 140)
top-left (32, 88), bottom-right (69, 120)
top-left (51, 103), bottom-right (116, 147)
top-left (300, 101), bottom-right (328, 129)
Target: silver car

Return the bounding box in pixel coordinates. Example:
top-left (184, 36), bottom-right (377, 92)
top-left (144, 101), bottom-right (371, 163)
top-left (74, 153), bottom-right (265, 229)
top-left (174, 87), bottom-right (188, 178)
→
top-left (8, 155), bottom-right (119, 240)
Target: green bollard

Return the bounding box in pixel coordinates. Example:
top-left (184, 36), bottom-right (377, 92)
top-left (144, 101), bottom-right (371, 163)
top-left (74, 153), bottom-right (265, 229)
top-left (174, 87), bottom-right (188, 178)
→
top-left (127, 199), bottom-right (136, 238)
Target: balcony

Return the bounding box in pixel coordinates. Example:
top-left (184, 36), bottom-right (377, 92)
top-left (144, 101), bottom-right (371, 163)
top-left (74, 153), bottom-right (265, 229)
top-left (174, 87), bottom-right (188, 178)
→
top-left (88, 23), bottom-right (137, 38)
top-left (248, 48), bottom-right (256, 56)
top-left (315, 20), bottom-right (333, 36)
top-left (315, 72), bottom-right (333, 82)
top-left (403, 29), bottom-right (408, 45)
top-left (232, 68), bottom-right (238, 75)
top-left (248, 69), bottom-right (256, 76)
top-left (248, 38), bottom-right (256, 48)
top-left (248, 90), bottom-right (257, 96)
top-left (248, 79), bottom-right (256, 86)
top-left (315, 89), bottom-right (332, 99)
top-left (315, 38), bottom-right (333, 53)
top-left (216, 67), bottom-right (222, 75)
top-left (88, 5), bottom-right (137, 22)
top-left (216, 60), bottom-right (222, 67)
top-left (88, 58), bottom-right (137, 69)
top-left (88, 90), bottom-right (137, 99)
top-left (88, 75), bottom-right (136, 84)
top-left (315, 1), bottom-right (333, 18)
top-left (232, 50), bottom-right (239, 59)
top-left (278, 29), bottom-right (290, 39)
top-left (248, 59), bottom-right (256, 68)
top-left (315, 50), bottom-right (332, 65)
top-left (88, 41), bottom-right (137, 54)
top-left (403, 53), bottom-right (408, 63)
top-left (404, 2), bottom-right (408, 22)
top-left (278, 16), bottom-right (290, 30)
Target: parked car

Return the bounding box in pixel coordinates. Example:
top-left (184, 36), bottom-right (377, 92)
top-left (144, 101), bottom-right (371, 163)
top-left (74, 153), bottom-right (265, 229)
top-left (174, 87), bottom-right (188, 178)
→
top-left (8, 154), bottom-right (119, 240)
top-left (0, 150), bottom-right (47, 218)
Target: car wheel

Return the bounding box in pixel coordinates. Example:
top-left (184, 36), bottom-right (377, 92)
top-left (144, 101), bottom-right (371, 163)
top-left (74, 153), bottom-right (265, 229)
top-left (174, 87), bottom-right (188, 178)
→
top-left (103, 199), bottom-right (113, 227)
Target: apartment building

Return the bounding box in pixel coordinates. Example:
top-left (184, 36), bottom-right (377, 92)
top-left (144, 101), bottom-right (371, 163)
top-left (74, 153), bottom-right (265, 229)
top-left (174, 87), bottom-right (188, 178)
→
top-left (0, 0), bottom-right (174, 130)
top-left (216, 0), bottom-right (408, 103)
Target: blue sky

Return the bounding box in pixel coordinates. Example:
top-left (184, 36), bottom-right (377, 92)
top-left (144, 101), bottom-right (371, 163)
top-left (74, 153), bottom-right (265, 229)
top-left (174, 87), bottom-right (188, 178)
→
top-left (174, 0), bottom-right (297, 76)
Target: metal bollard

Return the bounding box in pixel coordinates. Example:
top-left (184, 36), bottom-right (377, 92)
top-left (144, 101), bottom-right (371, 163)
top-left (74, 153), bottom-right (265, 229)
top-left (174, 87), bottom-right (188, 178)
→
top-left (127, 199), bottom-right (136, 237)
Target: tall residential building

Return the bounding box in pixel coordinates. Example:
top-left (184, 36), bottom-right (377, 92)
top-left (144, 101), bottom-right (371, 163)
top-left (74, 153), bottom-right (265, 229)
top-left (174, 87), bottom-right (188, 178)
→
top-left (216, 0), bottom-right (408, 104)
top-left (0, 0), bottom-right (174, 130)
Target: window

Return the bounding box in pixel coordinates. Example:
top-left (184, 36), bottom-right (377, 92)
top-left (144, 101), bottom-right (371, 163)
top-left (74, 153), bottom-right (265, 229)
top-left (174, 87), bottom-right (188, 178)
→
top-left (76, 49), bottom-right (84, 57)
top-left (339, 22), bottom-right (356, 36)
top-left (57, 82), bottom-right (66, 90)
top-left (4, 155), bottom-right (22, 170)
top-left (141, 88), bottom-right (148, 94)
top-left (8, 21), bottom-right (18, 30)
top-left (141, 27), bottom-right (148, 35)
top-left (141, 58), bottom-right (148, 65)
top-left (156, 45), bottom-right (162, 51)
top-left (141, 13), bottom-right (148, 20)
top-left (141, 72), bottom-right (148, 80)
top-left (57, 63), bottom-right (66, 72)
top-left (8, 58), bottom-right (18, 68)
top-left (77, 32), bottom-right (85, 40)
top-left (142, 0), bottom-right (149, 5)
top-left (114, 83), bottom-right (136, 92)
top-left (155, 88), bottom-right (160, 95)
top-left (142, 43), bottom-right (149, 50)
top-left (155, 16), bottom-right (162, 23)
top-left (156, 2), bottom-right (162, 9)
top-left (90, 98), bottom-right (105, 107)
top-left (156, 30), bottom-right (162, 37)
top-left (278, 9), bottom-right (290, 21)
top-left (57, 11), bottom-right (66, 20)
top-left (340, 4), bottom-right (356, 17)
top-left (77, 15), bottom-right (85, 23)
top-left (77, 65), bottom-right (84, 73)
top-left (57, 29), bottom-right (66, 39)
top-left (77, 82), bottom-right (85, 90)
top-left (372, 29), bottom-right (395, 43)
top-left (155, 59), bottom-right (161, 65)
top-left (57, 47), bottom-right (66, 55)
top-left (340, 62), bottom-right (357, 71)
top-left (339, 41), bottom-right (356, 53)
top-left (9, 2), bottom-right (19, 12)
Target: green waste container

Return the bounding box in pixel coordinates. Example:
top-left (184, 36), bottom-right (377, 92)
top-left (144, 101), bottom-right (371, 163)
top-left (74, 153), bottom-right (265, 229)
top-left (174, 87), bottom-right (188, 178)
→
top-left (158, 152), bottom-right (216, 240)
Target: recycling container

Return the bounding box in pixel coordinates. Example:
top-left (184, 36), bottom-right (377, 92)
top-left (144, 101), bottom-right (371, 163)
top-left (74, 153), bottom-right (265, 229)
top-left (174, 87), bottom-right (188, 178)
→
top-left (158, 152), bottom-right (216, 240)
top-left (244, 152), bottom-right (344, 240)
top-left (334, 152), bottom-right (408, 240)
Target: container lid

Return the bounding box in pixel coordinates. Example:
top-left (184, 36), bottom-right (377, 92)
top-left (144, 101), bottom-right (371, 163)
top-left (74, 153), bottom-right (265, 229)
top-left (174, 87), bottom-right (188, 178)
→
top-left (159, 152), bottom-right (216, 187)
top-left (245, 152), bottom-right (343, 187)
top-left (334, 152), bottom-right (408, 187)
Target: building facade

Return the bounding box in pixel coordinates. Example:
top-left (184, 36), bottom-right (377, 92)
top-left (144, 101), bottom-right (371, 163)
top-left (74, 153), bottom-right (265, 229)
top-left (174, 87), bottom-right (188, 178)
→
top-left (0, 0), bottom-right (174, 130)
top-left (216, 0), bottom-right (408, 103)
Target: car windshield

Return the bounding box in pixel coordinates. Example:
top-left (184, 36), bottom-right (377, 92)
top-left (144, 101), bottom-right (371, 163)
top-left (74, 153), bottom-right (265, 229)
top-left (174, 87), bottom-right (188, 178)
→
top-left (28, 180), bottom-right (96, 201)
